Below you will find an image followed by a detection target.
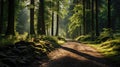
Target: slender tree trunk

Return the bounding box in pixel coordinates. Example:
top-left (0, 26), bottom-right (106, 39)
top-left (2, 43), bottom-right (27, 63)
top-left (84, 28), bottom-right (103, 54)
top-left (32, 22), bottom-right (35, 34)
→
top-left (55, 1), bottom-right (59, 36)
top-left (37, 0), bottom-right (46, 35)
top-left (6, 0), bottom-right (15, 35)
top-left (40, 0), bottom-right (46, 35)
top-left (51, 12), bottom-right (54, 36)
top-left (55, 13), bottom-right (59, 36)
top-left (0, 0), bottom-right (3, 34)
top-left (83, 0), bottom-right (86, 35)
top-left (95, 0), bottom-right (99, 36)
top-left (107, 0), bottom-right (111, 28)
top-left (91, 0), bottom-right (95, 40)
top-left (37, 1), bottom-right (41, 34)
top-left (30, 0), bottom-right (35, 35)
top-left (85, 0), bottom-right (91, 34)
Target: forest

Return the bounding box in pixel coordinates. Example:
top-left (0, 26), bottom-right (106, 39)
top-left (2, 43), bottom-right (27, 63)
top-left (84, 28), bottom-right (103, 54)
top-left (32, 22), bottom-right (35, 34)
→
top-left (0, 0), bottom-right (120, 67)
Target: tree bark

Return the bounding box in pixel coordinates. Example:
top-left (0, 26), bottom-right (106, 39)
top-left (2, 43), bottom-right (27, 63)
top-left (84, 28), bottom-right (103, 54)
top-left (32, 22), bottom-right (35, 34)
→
top-left (37, 0), bottom-right (46, 35)
top-left (6, 0), bottom-right (15, 35)
top-left (91, 0), bottom-right (95, 40)
top-left (55, 1), bottom-right (59, 36)
top-left (83, 0), bottom-right (86, 35)
top-left (51, 12), bottom-right (54, 36)
top-left (107, 0), bottom-right (111, 28)
top-left (0, 0), bottom-right (3, 34)
top-left (95, 0), bottom-right (99, 36)
top-left (30, 0), bottom-right (35, 35)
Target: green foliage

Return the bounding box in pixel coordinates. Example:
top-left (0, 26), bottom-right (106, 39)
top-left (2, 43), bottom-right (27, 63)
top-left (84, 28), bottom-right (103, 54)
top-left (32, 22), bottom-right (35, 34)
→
top-left (57, 36), bottom-right (66, 41)
top-left (100, 40), bottom-right (120, 51)
top-left (89, 39), bottom-right (120, 65)
top-left (56, 36), bottom-right (66, 45)
top-left (0, 35), bottom-right (61, 67)
top-left (69, 4), bottom-right (83, 26)
top-left (0, 37), bottom-right (15, 46)
top-left (75, 35), bottom-right (91, 42)
top-left (0, 33), bottom-right (29, 46)
top-left (114, 33), bottom-right (120, 39)
top-left (39, 36), bottom-right (61, 48)
top-left (96, 28), bottom-right (113, 43)
top-left (68, 4), bottom-right (83, 38)
top-left (99, 39), bottom-right (120, 64)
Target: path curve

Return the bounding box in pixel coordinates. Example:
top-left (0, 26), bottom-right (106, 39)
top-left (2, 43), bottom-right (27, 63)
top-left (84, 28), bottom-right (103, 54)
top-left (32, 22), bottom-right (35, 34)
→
top-left (41, 42), bottom-right (114, 67)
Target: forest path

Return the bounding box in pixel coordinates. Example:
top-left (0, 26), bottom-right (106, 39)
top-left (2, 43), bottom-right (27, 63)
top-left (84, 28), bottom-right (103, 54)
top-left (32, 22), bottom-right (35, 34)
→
top-left (40, 42), bottom-right (113, 67)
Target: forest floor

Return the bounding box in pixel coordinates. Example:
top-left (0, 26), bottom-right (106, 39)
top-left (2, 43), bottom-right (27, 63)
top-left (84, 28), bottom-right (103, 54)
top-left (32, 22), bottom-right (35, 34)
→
top-left (34, 42), bottom-right (117, 67)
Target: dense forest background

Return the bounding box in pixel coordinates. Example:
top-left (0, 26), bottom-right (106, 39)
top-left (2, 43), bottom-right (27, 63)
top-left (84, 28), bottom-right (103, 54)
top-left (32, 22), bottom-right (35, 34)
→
top-left (0, 0), bottom-right (120, 38)
top-left (0, 0), bottom-right (120, 67)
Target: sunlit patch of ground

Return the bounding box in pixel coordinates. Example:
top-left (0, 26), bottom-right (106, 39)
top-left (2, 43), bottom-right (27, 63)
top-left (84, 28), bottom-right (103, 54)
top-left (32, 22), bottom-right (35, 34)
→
top-left (40, 42), bottom-right (115, 67)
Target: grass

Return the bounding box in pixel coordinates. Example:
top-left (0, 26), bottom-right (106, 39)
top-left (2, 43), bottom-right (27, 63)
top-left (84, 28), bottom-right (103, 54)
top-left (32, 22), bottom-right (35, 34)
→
top-left (57, 40), bottom-right (65, 45)
top-left (87, 39), bottom-right (120, 64)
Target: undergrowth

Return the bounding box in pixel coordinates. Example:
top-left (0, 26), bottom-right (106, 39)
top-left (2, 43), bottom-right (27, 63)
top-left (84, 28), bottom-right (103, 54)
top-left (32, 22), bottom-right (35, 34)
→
top-left (76, 28), bottom-right (120, 65)
top-left (0, 35), bottom-right (66, 67)
top-left (88, 39), bottom-right (120, 65)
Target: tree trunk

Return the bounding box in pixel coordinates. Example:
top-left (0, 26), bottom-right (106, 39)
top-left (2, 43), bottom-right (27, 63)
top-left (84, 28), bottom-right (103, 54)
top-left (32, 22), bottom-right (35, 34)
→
top-left (107, 0), bottom-right (111, 28)
top-left (51, 12), bottom-right (54, 36)
top-left (112, 0), bottom-right (120, 32)
top-left (37, 0), bottom-right (46, 35)
top-left (91, 0), bottom-right (95, 40)
top-left (0, 0), bottom-right (3, 34)
top-left (95, 0), bottom-right (99, 36)
top-left (37, 0), bottom-right (41, 34)
top-left (6, 0), bottom-right (15, 35)
top-left (55, 13), bottom-right (59, 36)
top-left (85, 0), bottom-right (91, 34)
top-left (55, 1), bottom-right (59, 36)
top-left (30, 0), bottom-right (35, 35)
top-left (83, 0), bottom-right (86, 35)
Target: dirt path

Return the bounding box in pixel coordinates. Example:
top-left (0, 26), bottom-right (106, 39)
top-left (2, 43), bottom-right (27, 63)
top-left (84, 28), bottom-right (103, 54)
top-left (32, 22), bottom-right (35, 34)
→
top-left (40, 42), bottom-right (114, 67)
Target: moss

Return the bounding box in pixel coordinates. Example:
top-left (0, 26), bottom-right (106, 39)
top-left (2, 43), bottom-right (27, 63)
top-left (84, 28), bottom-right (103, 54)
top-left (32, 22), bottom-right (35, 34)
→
top-left (88, 39), bottom-right (120, 64)
top-left (75, 35), bottom-right (91, 42)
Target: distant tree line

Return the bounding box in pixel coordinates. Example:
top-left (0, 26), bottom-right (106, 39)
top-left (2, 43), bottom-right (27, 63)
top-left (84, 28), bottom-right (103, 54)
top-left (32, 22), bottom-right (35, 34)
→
top-left (0, 0), bottom-right (63, 36)
top-left (63, 0), bottom-right (120, 39)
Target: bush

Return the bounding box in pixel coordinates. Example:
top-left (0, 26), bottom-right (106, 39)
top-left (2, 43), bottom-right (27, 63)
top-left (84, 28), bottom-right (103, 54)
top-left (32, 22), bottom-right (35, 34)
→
top-left (0, 32), bottom-right (29, 47)
top-left (90, 39), bottom-right (120, 65)
top-left (0, 35), bottom-right (61, 67)
top-left (57, 36), bottom-right (66, 42)
top-left (114, 33), bottom-right (120, 39)
top-left (41, 36), bottom-right (58, 43)
top-left (75, 35), bottom-right (91, 42)
top-left (0, 35), bottom-right (17, 46)
top-left (100, 39), bottom-right (120, 51)
top-left (96, 28), bottom-right (113, 43)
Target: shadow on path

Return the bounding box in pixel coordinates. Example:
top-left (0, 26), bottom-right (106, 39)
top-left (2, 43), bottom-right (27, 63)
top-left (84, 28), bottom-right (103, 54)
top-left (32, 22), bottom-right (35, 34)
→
top-left (46, 56), bottom-right (107, 67)
top-left (61, 46), bottom-right (107, 64)
top-left (40, 42), bottom-right (116, 67)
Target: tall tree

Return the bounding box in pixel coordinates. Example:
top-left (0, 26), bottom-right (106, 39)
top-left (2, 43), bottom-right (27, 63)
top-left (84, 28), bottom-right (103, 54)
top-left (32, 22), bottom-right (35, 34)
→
top-left (82, 0), bottom-right (86, 35)
top-left (85, 0), bottom-right (91, 34)
top-left (30, 0), bottom-right (35, 34)
top-left (37, 0), bottom-right (46, 35)
top-left (112, 0), bottom-right (120, 32)
top-left (0, 0), bottom-right (3, 34)
top-left (55, 1), bottom-right (59, 36)
top-left (95, 0), bottom-right (99, 36)
top-left (6, 0), bottom-right (15, 35)
top-left (107, 0), bottom-right (111, 28)
top-left (91, 0), bottom-right (95, 40)
top-left (51, 12), bottom-right (54, 36)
